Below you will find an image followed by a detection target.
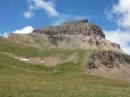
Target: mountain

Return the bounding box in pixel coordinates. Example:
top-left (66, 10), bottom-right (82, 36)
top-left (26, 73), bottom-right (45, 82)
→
top-left (7, 19), bottom-right (130, 80)
top-left (0, 20), bottom-right (130, 97)
top-left (8, 20), bottom-right (120, 50)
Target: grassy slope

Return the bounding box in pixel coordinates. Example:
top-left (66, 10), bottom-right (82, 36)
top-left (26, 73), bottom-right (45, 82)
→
top-left (0, 37), bottom-right (130, 97)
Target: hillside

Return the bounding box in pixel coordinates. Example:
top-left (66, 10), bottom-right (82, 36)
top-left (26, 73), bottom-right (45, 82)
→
top-left (0, 20), bottom-right (130, 97)
top-left (7, 20), bottom-right (130, 79)
top-left (0, 37), bottom-right (130, 97)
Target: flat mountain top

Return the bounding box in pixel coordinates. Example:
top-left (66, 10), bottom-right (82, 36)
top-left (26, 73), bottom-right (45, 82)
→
top-left (8, 19), bottom-right (121, 51)
top-left (33, 19), bottom-right (105, 38)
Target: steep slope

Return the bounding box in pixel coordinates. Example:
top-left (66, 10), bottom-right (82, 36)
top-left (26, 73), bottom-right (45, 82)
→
top-left (8, 20), bottom-right (120, 50)
top-left (0, 37), bottom-right (130, 97)
top-left (86, 50), bottom-right (130, 80)
top-left (1, 36), bottom-right (130, 80)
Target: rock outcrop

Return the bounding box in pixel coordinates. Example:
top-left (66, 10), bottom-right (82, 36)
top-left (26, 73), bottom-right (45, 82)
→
top-left (87, 50), bottom-right (128, 69)
top-left (86, 50), bottom-right (130, 81)
top-left (8, 19), bottom-right (121, 51)
top-left (33, 19), bottom-right (105, 38)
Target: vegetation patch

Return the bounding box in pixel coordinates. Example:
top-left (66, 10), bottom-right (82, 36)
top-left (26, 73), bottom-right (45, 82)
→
top-left (48, 35), bottom-right (58, 45)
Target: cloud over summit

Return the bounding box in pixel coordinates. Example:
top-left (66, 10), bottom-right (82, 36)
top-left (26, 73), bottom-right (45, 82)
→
top-left (13, 26), bottom-right (34, 34)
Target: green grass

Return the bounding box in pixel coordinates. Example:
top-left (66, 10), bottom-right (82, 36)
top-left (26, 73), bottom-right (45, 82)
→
top-left (0, 74), bottom-right (130, 97)
top-left (0, 37), bottom-right (90, 57)
top-left (0, 37), bottom-right (39, 57)
top-left (0, 37), bottom-right (130, 97)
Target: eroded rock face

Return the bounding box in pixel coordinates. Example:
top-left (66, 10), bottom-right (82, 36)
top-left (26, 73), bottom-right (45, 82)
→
top-left (31, 20), bottom-right (120, 50)
top-left (8, 19), bottom-right (121, 50)
top-left (87, 51), bottom-right (128, 69)
top-left (33, 20), bottom-right (105, 38)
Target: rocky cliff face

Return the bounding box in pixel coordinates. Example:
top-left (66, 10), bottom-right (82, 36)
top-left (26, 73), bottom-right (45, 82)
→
top-left (33, 19), bottom-right (105, 38)
top-left (8, 20), bottom-right (121, 51)
top-left (86, 50), bottom-right (130, 80)
top-left (87, 50), bottom-right (128, 69)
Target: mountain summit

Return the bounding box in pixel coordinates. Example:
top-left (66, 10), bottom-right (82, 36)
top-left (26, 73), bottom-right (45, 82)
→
top-left (8, 19), bottom-right (120, 51)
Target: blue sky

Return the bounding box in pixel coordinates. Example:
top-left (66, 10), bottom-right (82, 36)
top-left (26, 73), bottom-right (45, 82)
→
top-left (0, 0), bottom-right (117, 32)
top-left (0, 0), bottom-right (130, 54)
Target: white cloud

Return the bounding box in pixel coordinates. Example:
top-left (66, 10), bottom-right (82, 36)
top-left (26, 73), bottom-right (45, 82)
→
top-left (112, 0), bottom-right (130, 29)
top-left (24, 0), bottom-right (60, 19)
top-left (104, 30), bottom-right (130, 55)
top-left (0, 31), bottom-right (11, 38)
top-left (0, 26), bottom-right (34, 38)
top-left (13, 26), bottom-right (34, 34)
top-left (105, 0), bottom-right (130, 55)
top-left (24, 11), bottom-right (33, 19)
top-left (3, 33), bottom-right (9, 38)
